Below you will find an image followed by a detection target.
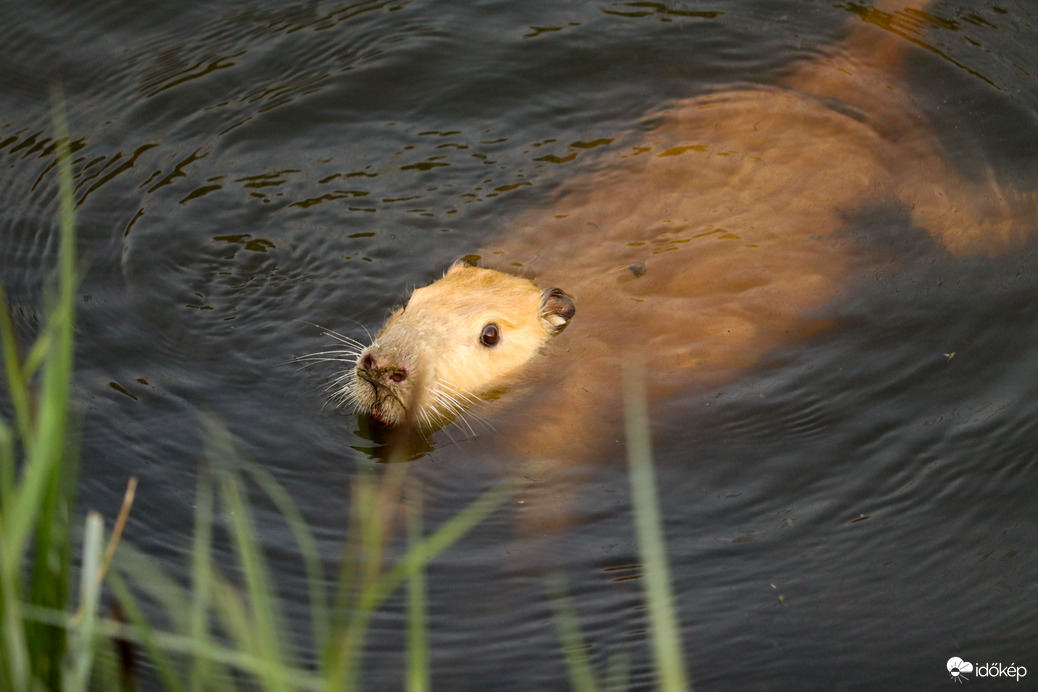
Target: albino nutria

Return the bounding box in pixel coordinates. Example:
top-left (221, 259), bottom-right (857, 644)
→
top-left (337, 0), bottom-right (1034, 462)
top-left (348, 262), bottom-right (574, 429)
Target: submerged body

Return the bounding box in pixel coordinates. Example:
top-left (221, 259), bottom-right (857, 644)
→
top-left (345, 0), bottom-right (1033, 458)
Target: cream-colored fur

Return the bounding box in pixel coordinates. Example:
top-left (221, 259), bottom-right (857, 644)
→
top-left (351, 0), bottom-right (1034, 470)
top-left (353, 263), bottom-right (572, 429)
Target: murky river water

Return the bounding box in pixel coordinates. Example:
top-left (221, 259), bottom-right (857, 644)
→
top-left (2, 0), bottom-right (1037, 689)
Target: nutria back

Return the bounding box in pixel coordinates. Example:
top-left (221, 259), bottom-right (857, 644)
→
top-left (345, 0), bottom-right (1034, 463)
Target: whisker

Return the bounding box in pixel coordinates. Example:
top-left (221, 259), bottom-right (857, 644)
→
top-left (431, 390), bottom-right (476, 437)
top-left (437, 380), bottom-right (492, 421)
top-left (328, 374), bottom-right (359, 406)
top-left (428, 380), bottom-right (495, 436)
top-left (296, 346), bottom-right (362, 357)
top-left (456, 406), bottom-right (494, 436)
top-left (435, 379), bottom-right (482, 407)
top-left (289, 319), bottom-right (371, 411)
top-left (296, 319), bottom-right (370, 349)
top-left (291, 356), bottom-right (359, 370)
top-left (435, 416), bottom-right (461, 446)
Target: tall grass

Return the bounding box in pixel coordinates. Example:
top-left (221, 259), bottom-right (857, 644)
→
top-left (0, 86), bottom-right (85, 692)
top-left (1, 96), bottom-right (693, 692)
top-left (104, 428), bottom-right (511, 692)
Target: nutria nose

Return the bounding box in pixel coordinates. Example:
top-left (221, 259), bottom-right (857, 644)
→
top-left (358, 351), bottom-right (408, 384)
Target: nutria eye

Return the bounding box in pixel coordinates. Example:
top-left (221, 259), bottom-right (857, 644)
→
top-left (480, 323), bottom-right (500, 347)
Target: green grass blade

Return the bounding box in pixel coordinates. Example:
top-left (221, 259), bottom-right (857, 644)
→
top-left (376, 478), bottom-right (513, 607)
top-left (0, 561), bottom-right (30, 690)
top-left (205, 570), bottom-right (325, 691)
top-left (337, 467), bottom-right (384, 692)
top-left (545, 571), bottom-right (599, 692)
top-left (2, 84), bottom-right (79, 587)
top-left (0, 282), bottom-right (34, 447)
top-left (25, 438), bottom-right (78, 690)
top-left (110, 540), bottom-right (194, 635)
top-left (0, 421), bottom-right (14, 528)
top-left (622, 363), bottom-right (692, 692)
top-left (603, 649), bottom-right (631, 692)
top-left (208, 572), bottom-right (258, 671)
top-left (241, 458), bottom-right (330, 663)
top-left (189, 450), bottom-right (216, 692)
top-left (0, 86), bottom-right (81, 691)
top-left (215, 458), bottom-right (292, 691)
top-left (63, 512), bottom-right (104, 691)
top-left (106, 566), bottom-right (188, 692)
top-left (405, 481), bottom-right (429, 692)
top-left (12, 84), bottom-right (81, 691)
top-left (327, 469), bottom-right (511, 691)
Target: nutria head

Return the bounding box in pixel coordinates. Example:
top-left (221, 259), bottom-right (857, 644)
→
top-left (349, 262), bottom-right (575, 429)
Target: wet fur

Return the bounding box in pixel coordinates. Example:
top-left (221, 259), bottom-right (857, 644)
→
top-left (335, 0), bottom-right (1034, 470)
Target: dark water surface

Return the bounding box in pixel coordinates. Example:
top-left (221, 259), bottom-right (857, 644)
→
top-left (2, 0), bottom-right (1038, 690)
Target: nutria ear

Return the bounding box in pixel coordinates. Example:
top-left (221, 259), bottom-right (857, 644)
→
top-left (540, 287), bottom-right (575, 334)
top-left (449, 255), bottom-right (481, 272)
